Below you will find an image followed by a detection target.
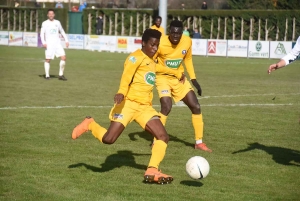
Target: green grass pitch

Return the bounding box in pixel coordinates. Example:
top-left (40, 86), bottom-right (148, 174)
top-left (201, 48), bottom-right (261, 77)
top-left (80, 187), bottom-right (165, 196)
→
top-left (0, 46), bottom-right (299, 201)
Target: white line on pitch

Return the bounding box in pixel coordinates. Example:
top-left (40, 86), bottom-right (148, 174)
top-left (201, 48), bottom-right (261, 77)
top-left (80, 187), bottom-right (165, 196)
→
top-left (198, 93), bottom-right (300, 100)
top-left (0, 103), bottom-right (295, 110)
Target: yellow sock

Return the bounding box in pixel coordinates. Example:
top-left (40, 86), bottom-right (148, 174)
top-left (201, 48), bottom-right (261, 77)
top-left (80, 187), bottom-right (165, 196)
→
top-left (153, 113), bottom-right (168, 142)
top-left (192, 114), bottom-right (204, 141)
top-left (88, 121), bottom-right (107, 143)
top-left (148, 140), bottom-right (167, 169)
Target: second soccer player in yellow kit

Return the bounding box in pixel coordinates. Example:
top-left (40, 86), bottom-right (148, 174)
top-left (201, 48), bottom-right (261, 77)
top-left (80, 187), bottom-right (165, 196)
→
top-left (154, 20), bottom-right (212, 152)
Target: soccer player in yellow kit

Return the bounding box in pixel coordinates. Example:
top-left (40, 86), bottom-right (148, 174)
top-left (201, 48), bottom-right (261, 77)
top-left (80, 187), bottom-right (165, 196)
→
top-left (154, 20), bottom-right (212, 152)
top-left (150, 16), bottom-right (165, 35)
top-left (71, 29), bottom-right (185, 184)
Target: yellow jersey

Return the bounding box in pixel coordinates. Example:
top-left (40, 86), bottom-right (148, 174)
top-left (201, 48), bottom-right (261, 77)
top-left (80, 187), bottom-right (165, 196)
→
top-left (155, 34), bottom-right (196, 80)
top-left (150, 25), bottom-right (165, 35)
top-left (117, 49), bottom-right (182, 105)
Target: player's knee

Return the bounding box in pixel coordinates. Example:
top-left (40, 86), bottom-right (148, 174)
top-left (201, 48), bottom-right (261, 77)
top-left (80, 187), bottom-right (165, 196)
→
top-left (160, 101), bottom-right (172, 115)
top-left (102, 135), bottom-right (116, 144)
top-left (45, 59), bottom-right (51, 63)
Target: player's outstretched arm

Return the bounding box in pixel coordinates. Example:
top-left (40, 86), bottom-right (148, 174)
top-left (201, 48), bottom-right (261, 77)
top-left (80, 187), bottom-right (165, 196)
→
top-left (268, 60), bottom-right (286, 74)
top-left (40, 23), bottom-right (46, 48)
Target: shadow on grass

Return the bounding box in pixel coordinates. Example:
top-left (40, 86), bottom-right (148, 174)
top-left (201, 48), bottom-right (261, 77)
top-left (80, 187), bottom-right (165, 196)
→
top-left (180, 180), bottom-right (204, 187)
top-left (38, 74), bottom-right (59, 79)
top-left (128, 131), bottom-right (194, 148)
top-left (232, 142), bottom-right (300, 167)
top-left (68, 150), bottom-right (149, 172)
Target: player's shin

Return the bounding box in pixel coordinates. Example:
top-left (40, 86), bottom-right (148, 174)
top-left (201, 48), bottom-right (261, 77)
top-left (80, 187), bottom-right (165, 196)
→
top-left (192, 114), bottom-right (204, 144)
top-left (59, 60), bottom-right (65, 76)
top-left (88, 121), bottom-right (107, 142)
top-left (158, 112), bottom-right (168, 126)
top-left (148, 140), bottom-right (167, 168)
top-left (44, 62), bottom-right (50, 78)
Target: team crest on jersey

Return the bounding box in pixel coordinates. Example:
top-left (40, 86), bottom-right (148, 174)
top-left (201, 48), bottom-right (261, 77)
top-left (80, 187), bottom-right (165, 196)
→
top-left (129, 56), bottom-right (136, 64)
top-left (144, 72), bottom-right (156, 86)
top-left (165, 59), bottom-right (183, 69)
top-left (182, 50), bottom-right (187, 55)
top-left (113, 113), bottom-right (124, 120)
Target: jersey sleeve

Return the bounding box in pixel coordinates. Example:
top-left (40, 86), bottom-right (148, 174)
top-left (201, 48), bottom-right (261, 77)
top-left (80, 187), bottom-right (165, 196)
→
top-left (183, 40), bottom-right (197, 79)
top-left (117, 56), bottom-right (143, 96)
top-left (40, 22), bottom-right (46, 45)
top-left (282, 36), bottom-right (300, 66)
top-left (156, 64), bottom-right (182, 79)
top-left (58, 21), bottom-right (68, 43)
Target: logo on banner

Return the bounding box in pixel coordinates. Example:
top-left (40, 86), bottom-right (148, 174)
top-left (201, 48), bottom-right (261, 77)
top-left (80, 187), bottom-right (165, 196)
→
top-left (256, 41), bottom-right (262, 52)
top-left (208, 41), bottom-right (216, 53)
top-left (118, 38), bottom-right (127, 49)
top-left (134, 38), bottom-right (142, 44)
top-left (144, 72), bottom-right (156, 85)
top-left (274, 43), bottom-right (287, 55)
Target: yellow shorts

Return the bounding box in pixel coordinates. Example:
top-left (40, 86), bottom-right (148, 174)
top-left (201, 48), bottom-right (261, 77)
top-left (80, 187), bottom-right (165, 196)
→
top-left (109, 99), bottom-right (159, 129)
top-left (156, 76), bottom-right (194, 103)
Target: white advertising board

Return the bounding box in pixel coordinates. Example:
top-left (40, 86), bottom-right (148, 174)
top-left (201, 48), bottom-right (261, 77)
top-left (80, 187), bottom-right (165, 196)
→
top-left (192, 39), bottom-right (207, 55)
top-left (8, 32), bottom-right (23, 46)
top-left (99, 36), bottom-right (117, 52)
top-left (127, 37), bottom-right (142, 52)
top-left (0, 31), bottom-right (9, 45)
top-left (207, 40), bottom-right (227, 56)
top-left (68, 34), bottom-right (84, 49)
top-left (84, 35), bottom-right (100, 51)
top-left (248, 41), bottom-right (269, 58)
top-left (227, 40), bottom-right (248, 57)
top-left (269, 41), bottom-right (293, 59)
top-left (23, 32), bottom-right (38, 47)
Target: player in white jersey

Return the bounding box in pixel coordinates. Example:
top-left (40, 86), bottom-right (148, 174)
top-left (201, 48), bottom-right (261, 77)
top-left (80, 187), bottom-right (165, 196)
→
top-left (268, 36), bottom-right (300, 74)
top-left (40, 9), bottom-right (69, 80)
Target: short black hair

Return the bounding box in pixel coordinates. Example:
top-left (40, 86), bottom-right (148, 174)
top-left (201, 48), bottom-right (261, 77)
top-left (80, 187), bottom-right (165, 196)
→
top-left (170, 20), bottom-right (183, 28)
top-left (142, 29), bottom-right (162, 43)
top-left (47, 9), bottom-right (55, 13)
top-left (155, 16), bottom-right (162, 21)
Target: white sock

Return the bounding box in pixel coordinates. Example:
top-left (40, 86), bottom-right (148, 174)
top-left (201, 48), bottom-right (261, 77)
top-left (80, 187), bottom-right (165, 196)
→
top-left (196, 139), bottom-right (203, 144)
top-left (59, 60), bottom-right (66, 76)
top-left (44, 62), bottom-right (50, 78)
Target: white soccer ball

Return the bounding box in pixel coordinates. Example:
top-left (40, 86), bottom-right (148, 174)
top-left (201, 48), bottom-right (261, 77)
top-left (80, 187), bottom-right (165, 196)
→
top-left (186, 156), bottom-right (210, 179)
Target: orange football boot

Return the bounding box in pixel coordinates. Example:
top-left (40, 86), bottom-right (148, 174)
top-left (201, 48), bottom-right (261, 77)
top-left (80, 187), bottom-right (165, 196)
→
top-left (195, 143), bottom-right (212, 152)
top-left (144, 167), bottom-right (173, 184)
top-left (72, 116), bottom-right (94, 139)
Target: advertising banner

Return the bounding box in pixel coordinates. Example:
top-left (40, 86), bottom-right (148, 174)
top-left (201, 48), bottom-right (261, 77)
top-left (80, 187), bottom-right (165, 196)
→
top-left (117, 37), bottom-right (128, 52)
top-left (8, 32), bottom-right (23, 46)
top-left (127, 37), bottom-right (142, 52)
top-left (23, 32), bottom-right (38, 47)
top-left (207, 40), bottom-right (227, 56)
top-left (192, 39), bottom-right (207, 55)
top-left (227, 40), bottom-right (248, 57)
top-left (68, 34), bottom-right (84, 49)
top-left (84, 35), bottom-right (100, 50)
top-left (0, 31), bottom-right (9, 45)
top-left (248, 41), bottom-right (269, 58)
top-left (269, 41), bottom-right (292, 59)
top-left (99, 36), bottom-right (117, 52)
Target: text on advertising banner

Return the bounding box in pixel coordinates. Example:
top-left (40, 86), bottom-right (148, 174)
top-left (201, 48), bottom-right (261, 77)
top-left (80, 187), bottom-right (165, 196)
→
top-left (207, 40), bottom-right (227, 56)
top-left (192, 39), bottom-right (207, 56)
top-left (0, 31), bottom-right (9, 45)
top-left (8, 32), bottom-right (23, 46)
top-left (248, 41), bottom-right (269, 58)
top-left (227, 40), bottom-right (248, 57)
top-left (269, 41), bottom-right (292, 59)
top-left (23, 32), bottom-right (38, 47)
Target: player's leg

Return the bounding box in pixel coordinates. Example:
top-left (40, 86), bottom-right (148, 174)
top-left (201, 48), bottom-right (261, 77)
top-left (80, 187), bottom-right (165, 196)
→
top-left (44, 48), bottom-right (54, 79)
top-left (135, 107), bottom-right (173, 184)
top-left (72, 116), bottom-right (125, 144)
top-left (56, 46), bottom-right (67, 81)
top-left (181, 90), bottom-right (212, 152)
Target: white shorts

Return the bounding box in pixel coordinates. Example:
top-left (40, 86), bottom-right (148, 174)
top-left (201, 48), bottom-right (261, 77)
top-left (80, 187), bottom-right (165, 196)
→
top-left (45, 45), bottom-right (65, 60)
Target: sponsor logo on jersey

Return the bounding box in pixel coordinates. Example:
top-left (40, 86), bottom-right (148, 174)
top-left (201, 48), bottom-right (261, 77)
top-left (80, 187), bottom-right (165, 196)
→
top-left (50, 29), bottom-right (57, 34)
top-left (161, 90), bottom-right (169, 94)
top-left (144, 72), bottom-right (156, 85)
top-left (113, 113), bottom-right (124, 120)
top-left (129, 56), bottom-right (136, 64)
top-left (182, 50), bottom-right (187, 55)
top-left (208, 41), bottom-right (216, 53)
top-left (274, 42), bottom-right (287, 55)
top-left (165, 59), bottom-right (182, 69)
top-left (256, 41), bottom-right (262, 52)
